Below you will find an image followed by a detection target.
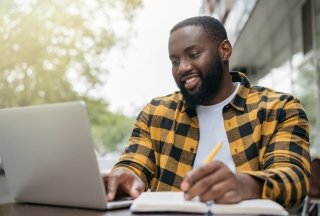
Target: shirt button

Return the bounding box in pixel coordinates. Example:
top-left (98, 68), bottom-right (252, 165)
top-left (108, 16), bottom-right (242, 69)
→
top-left (190, 148), bottom-right (194, 153)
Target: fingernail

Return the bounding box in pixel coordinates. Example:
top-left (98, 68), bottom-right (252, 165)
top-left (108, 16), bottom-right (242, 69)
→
top-left (107, 193), bottom-right (113, 201)
top-left (181, 182), bottom-right (186, 190)
top-left (181, 182), bottom-right (189, 191)
top-left (131, 190), bottom-right (138, 198)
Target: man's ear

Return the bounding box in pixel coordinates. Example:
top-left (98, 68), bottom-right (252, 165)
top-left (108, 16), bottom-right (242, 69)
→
top-left (219, 39), bottom-right (232, 62)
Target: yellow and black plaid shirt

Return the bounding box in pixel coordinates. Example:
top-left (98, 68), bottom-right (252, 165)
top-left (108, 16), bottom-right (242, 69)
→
top-left (114, 71), bottom-right (310, 208)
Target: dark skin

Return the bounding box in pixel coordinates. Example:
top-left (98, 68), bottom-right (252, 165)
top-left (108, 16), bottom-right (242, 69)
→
top-left (104, 25), bottom-right (262, 203)
top-left (169, 26), bottom-right (234, 105)
top-left (104, 169), bottom-right (145, 201)
top-left (169, 25), bottom-right (262, 203)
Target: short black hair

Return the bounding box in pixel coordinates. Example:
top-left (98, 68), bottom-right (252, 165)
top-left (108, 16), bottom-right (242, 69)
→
top-left (170, 16), bottom-right (228, 43)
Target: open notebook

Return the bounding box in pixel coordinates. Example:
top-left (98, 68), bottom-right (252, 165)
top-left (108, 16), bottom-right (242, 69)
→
top-left (130, 192), bottom-right (288, 215)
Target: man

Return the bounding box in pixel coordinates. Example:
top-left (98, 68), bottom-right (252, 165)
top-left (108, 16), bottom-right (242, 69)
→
top-left (104, 16), bottom-right (310, 208)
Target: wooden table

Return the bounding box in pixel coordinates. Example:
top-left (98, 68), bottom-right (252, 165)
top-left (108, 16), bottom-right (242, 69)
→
top-left (0, 203), bottom-right (213, 216)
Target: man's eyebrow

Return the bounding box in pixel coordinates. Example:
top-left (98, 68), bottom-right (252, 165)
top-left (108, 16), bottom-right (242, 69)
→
top-left (169, 54), bottom-right (177, 59)
top-left (184, 44), bottom-right (199, 53)
top-left (169, 45), bottom-right (200, 59)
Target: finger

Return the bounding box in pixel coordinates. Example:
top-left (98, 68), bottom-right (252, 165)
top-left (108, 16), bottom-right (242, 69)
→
top-left (185, 167), bottom-right (226, 200)
top-left (103, 175), bottom-right (109, 189)
top-left (103, 175), bottom-right (110, 199)
top-left (116, 173), bottom-right (145, 199)
top-left (129, 181), bottom-right (145, 198)
top-left (199, 180), bottom-right (232, 202)
top-left (215, 190), bottom-right (241, 204)
top-left (107, 175), bottom-right (120, 201)
top-left (180, 171), bottom-right (192, 191)
top-left (182, 161), bottom-right (221, 192)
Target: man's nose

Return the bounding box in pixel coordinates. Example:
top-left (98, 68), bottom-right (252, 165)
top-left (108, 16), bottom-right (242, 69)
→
top-left (178, 59), bottom-right (192, 74)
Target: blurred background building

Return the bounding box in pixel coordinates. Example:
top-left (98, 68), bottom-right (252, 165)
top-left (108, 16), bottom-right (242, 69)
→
top-left (200, 0), bottom-right (320, 157)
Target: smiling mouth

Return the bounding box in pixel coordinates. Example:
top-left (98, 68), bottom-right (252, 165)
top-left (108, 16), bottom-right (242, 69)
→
top-left (183, 76), bottom-right (201, 91)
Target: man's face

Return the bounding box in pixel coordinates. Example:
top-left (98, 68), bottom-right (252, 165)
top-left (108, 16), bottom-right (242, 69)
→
top-left (168, 26), bottom-right (224, 109)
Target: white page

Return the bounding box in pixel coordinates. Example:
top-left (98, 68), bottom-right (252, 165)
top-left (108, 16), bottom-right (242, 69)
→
top-left (130, 192), bottom-right (288, 215)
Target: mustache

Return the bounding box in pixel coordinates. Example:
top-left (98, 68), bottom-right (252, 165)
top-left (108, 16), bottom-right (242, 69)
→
top-left (176, 55), bottom-right (224, 109)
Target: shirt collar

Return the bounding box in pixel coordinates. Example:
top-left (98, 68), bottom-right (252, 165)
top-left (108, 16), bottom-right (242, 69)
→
top-left (229, 71), bottom-right (251, 112)
top-left (181, 71), bottom-right (251, 113)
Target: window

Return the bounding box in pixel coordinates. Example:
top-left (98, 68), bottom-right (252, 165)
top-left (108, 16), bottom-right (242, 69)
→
top-left (302, 0), bottom-right (313, 54)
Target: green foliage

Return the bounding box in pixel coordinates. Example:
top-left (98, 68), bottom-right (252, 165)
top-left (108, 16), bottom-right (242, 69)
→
top-left (0, 0), bottom-right (142, 152)
top-left (84, 98), bottom-right (134, 153)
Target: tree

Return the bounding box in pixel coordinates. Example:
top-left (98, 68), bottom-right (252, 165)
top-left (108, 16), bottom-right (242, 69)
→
top-left (0, 0), bottom-right (142, 152)
top-left (84, 97), bottom-right (134, 152)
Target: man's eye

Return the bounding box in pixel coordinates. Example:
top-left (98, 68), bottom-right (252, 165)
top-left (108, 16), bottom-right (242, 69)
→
top-left (190, 52), bottom-right (200, 58)
top-left (171, 59), bottom-right (179, 66)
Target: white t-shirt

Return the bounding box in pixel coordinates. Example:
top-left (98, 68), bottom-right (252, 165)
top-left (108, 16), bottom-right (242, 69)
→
top-left (193, 83), bottom-right (240, 172)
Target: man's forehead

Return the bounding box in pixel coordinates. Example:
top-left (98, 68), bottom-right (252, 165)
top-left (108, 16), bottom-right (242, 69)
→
top-left (168, 25), bottom-right (211, 51)
top-left (169, 25), bottom-right (207, 41)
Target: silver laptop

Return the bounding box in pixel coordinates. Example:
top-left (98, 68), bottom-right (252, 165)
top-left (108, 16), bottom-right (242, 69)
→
top-left (0, 101), bottom-right (132, 210)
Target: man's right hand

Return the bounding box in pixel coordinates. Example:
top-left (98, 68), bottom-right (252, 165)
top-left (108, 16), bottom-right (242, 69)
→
top-left (103, 169), bottom-right (145, 201)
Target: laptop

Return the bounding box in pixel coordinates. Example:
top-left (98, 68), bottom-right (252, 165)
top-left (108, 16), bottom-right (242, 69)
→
top-left (0, 101), bottom-right (132, 210)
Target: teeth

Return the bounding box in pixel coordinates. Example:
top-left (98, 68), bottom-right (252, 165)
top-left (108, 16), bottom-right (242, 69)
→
top-left (185, 77), bottom-right (197, 84)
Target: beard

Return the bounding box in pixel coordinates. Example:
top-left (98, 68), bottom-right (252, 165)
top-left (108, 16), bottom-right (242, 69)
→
top-left (176, 56), bottom-right (224, 110)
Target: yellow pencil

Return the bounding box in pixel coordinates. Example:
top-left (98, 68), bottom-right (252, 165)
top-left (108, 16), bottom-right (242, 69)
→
top-left (203, 142), bottom-right (223, 164)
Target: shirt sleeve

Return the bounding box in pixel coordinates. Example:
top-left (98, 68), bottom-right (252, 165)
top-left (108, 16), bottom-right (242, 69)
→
top-left (112, 103), bottom-right (156, 190)
top-left (242, 98), bottom-right (311, 208)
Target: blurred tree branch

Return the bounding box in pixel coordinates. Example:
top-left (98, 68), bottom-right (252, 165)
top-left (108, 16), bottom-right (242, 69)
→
top-left (0, 0), bottom-right (142, 152)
